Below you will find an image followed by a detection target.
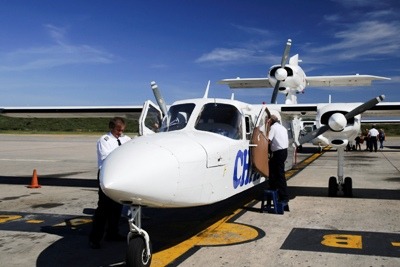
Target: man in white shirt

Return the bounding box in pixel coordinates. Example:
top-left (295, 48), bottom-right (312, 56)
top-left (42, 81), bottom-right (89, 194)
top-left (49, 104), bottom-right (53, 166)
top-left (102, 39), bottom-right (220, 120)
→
top-left (368, 125), bottom-right (379, 152)
top-left (268, 115), bottom-right (289, 203)
top-left (89, 117), bottom-right (131, 249)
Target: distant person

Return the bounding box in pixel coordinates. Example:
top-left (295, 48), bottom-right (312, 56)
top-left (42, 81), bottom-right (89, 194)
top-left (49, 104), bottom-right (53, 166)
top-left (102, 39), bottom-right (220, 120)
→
top-left (268, 115), bottom-right (289, 205)
top-left (89, 117), bottom-right (131, 249)
top-left (364, 128), bottom-right (370, 151)
top-left (355, 135), bottom-right (362, 151)
top-left (368, 125), bottom-right (379, 152)
top-left (379, 129), bottom-right (385, 150)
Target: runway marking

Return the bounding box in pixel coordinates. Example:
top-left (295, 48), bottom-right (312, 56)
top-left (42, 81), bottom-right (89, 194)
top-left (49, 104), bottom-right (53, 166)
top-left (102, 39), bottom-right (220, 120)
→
top-left (281, 228), bottom-right (400, 258)
top-left (287, 146), bottom-right (330, 179)
top-left (0, 215), bottom-right (22, 223)
top-left (26, 219), bottom-right (44, 224)
top-left (151, 207), bottom-right (260, 266)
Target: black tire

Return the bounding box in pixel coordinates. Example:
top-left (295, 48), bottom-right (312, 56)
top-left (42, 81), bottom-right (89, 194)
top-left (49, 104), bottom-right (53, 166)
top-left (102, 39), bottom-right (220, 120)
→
top-left (328, 176), bottom-right (338, 197)
top-left (343, 177), bottom-right (353, 197)
top-left (126, 236), bottom-right (151, 267)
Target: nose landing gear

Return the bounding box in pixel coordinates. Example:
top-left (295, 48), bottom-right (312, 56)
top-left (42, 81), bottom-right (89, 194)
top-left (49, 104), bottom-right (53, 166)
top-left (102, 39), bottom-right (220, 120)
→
top-left (328, 147), bottom-right (353, 197)
top-left (125, 205), bottom-right (152, 267)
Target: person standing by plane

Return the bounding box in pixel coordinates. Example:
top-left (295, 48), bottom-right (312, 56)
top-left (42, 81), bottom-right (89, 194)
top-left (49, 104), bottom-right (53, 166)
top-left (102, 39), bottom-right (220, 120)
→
top-left (268, 115), bottom-right (289, 204)
top-left (368, 125), bottom-right (379, 152)
top-left (89, 117), bottom-right (131, 249)
top-left (378, 129), bottom-right (385, 150)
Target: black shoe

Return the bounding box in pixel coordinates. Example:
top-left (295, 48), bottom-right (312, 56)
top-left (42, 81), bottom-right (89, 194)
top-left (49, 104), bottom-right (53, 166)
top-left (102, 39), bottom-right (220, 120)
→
top-left (89, 241), bottom-right (101, 249)
top-left (284, 204), bottom-right (290, 212)
top-left (105, 234), bottom-right (126, 242)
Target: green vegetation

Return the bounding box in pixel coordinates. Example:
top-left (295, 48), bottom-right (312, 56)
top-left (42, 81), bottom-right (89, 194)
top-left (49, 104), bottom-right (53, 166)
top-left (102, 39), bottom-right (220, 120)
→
top-left (0, 116), bottom-right (398, 136)
top-left (0, 116), bottom-right (139, 134)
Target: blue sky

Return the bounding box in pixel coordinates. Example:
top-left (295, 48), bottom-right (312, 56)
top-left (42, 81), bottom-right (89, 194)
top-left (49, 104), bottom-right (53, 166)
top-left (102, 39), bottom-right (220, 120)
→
top-left (0, 0), bottom-right (399, 107)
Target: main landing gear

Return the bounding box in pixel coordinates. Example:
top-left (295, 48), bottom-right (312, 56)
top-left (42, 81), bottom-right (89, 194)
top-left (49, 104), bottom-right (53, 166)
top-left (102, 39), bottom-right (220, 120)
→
top-left (125, 205), bottom-right (152, 267)
top-left (328, 147), bottom-right (353, 197)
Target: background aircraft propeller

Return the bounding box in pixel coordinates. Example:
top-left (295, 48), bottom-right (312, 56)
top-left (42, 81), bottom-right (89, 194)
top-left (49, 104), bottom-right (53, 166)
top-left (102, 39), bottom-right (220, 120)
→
top-left (296, 95), bottom-right (385, 146)
top-left (271, 39), bottom-right (292, 104)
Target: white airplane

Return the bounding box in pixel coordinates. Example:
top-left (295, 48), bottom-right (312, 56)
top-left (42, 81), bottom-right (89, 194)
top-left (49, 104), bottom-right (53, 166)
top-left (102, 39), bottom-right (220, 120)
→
top-left (219, 39), bottom-right (390, 104)
top-left (99, 82), bottom-right (399, 266)
top-left (1, 40), bottom-right (399, 267)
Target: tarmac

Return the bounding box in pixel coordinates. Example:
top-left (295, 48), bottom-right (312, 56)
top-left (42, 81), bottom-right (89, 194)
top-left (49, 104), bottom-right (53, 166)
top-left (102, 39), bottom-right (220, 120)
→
top-left (0, 134), bottom-right (399, 267)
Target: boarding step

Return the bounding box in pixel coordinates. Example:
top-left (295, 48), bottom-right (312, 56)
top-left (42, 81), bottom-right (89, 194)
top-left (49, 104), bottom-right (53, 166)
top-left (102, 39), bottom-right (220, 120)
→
top-left (260, 190), bottom-right (289, 214)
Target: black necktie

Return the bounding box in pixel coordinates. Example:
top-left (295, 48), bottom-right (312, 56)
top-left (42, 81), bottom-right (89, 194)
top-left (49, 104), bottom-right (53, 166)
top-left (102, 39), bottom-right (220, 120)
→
top-left (117, 139), bottom-right (121, 146)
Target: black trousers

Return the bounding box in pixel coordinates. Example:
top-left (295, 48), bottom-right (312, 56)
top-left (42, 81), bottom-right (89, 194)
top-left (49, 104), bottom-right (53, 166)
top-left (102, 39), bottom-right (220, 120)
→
top-left (268, 148), bottom-right (289, 202)
top-left (369, 136), bottom-right (377, 152)
top-left (89, 170), bottom-right (122, 243)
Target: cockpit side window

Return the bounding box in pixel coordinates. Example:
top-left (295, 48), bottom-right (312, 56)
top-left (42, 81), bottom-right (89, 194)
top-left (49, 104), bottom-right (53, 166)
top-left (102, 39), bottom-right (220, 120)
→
top-left (159, 103), bottom-right (195, 132)
top-left (144, 105), bottom-right (162, 132)
top-left (194, 103), bottom-right (243, 140)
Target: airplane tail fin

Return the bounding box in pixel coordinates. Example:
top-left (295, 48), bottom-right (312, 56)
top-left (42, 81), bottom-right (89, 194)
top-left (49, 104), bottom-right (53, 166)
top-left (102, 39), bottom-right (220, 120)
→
top-left (288, 54), bottom-right (299, 66)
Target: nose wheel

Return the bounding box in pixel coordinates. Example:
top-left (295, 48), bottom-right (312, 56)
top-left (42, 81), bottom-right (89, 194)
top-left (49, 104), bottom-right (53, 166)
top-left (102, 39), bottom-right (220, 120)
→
top-left (125, 205), bottom-right (152, 267)
top-left (328, 176), bottom-right (353, 197)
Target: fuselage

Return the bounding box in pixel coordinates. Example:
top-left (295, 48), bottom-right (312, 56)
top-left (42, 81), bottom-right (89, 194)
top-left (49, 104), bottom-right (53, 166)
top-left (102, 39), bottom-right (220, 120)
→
top-left (100, 98), bottom-right (288, 208)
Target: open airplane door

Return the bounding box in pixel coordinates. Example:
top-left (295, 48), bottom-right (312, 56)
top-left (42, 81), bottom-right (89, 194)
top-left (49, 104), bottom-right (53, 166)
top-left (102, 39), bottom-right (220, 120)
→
top-left (250, 106), bottom-right (271, 177)
top-left (138, 100), bottom-right (163, 136)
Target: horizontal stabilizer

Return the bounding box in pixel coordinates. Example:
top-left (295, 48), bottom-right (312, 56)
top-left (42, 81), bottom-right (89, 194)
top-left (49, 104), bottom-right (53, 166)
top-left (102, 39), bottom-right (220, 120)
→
top-left (306, 75), bottom-right (390, 87)
top-left (219, 78), bottom-right (272, 89)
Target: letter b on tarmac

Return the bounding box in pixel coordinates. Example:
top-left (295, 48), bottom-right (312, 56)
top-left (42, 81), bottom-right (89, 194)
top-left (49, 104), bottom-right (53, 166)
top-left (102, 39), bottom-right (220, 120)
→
top-left (321, 234), bottom-right (362, 249)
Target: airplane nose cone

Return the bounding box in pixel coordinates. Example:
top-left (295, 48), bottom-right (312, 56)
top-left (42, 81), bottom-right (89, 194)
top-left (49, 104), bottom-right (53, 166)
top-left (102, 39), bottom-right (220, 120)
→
top-left (99, 138), bottom-right (180, 206)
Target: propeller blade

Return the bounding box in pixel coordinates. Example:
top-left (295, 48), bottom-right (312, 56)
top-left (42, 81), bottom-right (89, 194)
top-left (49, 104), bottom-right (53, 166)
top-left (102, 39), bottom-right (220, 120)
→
top-left (271, 81), bottom-right (280, 104)
top-left (345, 95), bottom-right (385, 119)
top-left (271, 39), bottom-right (292, 104)
top-left (280, 39), bottom-right (292, 66)
top-left (297, 125), bottom-right (330, 146)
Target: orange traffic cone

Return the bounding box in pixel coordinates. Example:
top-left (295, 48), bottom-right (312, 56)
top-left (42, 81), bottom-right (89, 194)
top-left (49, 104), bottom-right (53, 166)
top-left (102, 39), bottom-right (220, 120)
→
top-left (27, 169), bottom-right (41, 188)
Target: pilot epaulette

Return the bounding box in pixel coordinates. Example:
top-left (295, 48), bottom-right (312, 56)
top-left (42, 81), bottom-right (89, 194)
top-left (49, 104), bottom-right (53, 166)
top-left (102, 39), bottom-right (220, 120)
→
top-left (104, 136), bottom-right (110, 141)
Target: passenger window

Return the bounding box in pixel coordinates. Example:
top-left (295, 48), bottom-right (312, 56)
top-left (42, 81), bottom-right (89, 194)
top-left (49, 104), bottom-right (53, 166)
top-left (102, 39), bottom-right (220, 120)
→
top-left (195, 103), bottom-right (243, 140)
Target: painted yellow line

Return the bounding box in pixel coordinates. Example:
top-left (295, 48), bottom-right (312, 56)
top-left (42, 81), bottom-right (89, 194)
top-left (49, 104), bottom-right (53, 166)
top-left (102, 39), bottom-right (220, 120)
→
top-left (0, 215), bottom-right (22, 224)
top-left (26, 220), bottom-right (44, 224)
top-left (151, 207), bottom-right (258, 266)
top-left (392, 242), bottom-right (400, 247)
top-left (287, 147), bottom-right (330, 179)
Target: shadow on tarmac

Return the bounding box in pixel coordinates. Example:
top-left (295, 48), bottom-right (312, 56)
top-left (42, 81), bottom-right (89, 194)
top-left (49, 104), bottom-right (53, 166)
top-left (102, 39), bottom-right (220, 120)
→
top-left (34, 184), bottom-right (266, 267)
top-left (0, 174), bottom-right (97, 188)
top-left (289, 186), bottom-right (400, 200)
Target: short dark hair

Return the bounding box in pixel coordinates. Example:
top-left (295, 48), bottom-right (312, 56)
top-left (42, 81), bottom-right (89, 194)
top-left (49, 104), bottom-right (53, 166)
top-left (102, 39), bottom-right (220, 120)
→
top-left (109, 117), bottom-right (126, 129)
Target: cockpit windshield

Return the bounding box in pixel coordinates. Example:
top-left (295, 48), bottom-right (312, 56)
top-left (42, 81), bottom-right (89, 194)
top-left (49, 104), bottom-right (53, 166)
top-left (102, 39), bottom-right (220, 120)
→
top-left (195, 103), bottom-right (243, 140)
top-left (159, 103), bottom-right (195, 132)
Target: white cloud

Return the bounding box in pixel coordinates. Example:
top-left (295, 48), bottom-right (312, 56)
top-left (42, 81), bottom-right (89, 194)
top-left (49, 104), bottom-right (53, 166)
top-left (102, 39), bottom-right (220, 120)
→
top-left (0, 24), bottom-right (114, 71)
top-left (196, 48), bottom-right (253, 63)
top-left (309, 21), bottom-right (400, 60)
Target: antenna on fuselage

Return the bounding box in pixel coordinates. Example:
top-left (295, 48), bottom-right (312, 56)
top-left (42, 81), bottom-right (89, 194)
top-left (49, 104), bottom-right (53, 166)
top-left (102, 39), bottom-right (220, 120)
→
top-left (151, 81), bottom-right (168, 116)
top-left (231, 93), bottom-right (235, 100)
top-left (203, 80), bottom-right (211, 98)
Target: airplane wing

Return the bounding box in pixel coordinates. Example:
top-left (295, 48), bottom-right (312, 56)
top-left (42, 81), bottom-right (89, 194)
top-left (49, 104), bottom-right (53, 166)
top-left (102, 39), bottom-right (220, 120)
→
top-left (278, 102), bottom-right (400, 118)
top-left (219, 78), bottom-right (272, 88)
top-left (0, 106), bottom-right (143, 118)
top-left (306, 75), bottom-right (390, 87)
